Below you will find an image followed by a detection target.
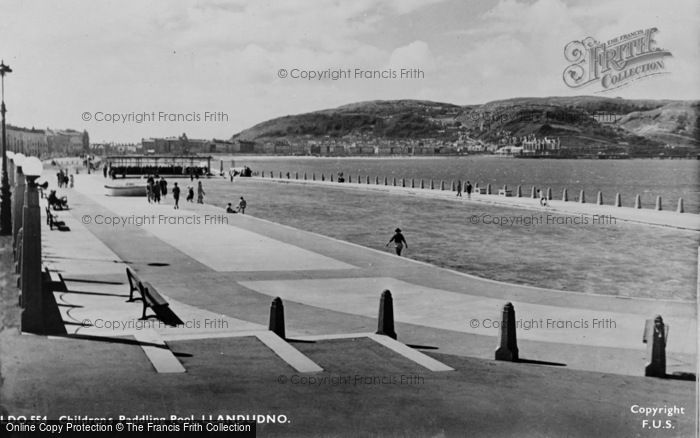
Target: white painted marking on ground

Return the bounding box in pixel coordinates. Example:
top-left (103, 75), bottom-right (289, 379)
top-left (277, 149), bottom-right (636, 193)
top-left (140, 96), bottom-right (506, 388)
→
top-left (256, 331), bottom-right (323, 373)
top-left (368, 334), bottom-right (454, 372)
top-left (134, 330), bottom-right (186, 373)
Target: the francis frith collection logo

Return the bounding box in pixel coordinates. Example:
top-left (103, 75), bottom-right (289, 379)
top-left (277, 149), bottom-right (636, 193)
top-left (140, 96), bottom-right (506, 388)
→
top-left (563, 28), bottom-right (672, 91)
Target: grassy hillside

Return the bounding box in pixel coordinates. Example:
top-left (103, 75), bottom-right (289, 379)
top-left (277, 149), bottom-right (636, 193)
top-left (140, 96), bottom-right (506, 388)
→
top-left (231, 96), bottom-right (699, 156)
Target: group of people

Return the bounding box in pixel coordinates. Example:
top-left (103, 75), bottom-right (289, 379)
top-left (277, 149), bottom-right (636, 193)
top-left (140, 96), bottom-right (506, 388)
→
top-left (226, 197), bottom-right (247, 214)
top-left (56, 169), bottom-right (73, 189)
top-left (150, 179), bottom-right (204, 209)
top-left (184, 181), bottom-right (205, 204)
top-left (146, 175), bottom-right (168, 204)
top-left (455, 180), bottom-right (473, 198)
top-left (170, 180), bottom-right (204, 209)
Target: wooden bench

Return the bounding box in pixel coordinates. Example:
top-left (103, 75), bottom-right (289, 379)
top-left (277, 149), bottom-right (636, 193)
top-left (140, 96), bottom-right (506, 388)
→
top-left (126, 266), bottom-right (142, 302)
top-left (498, 189), bottom-right (513, 197)
top-left (125, 267), bottom-right (184, 326)
top-left (45, 206), bottom-right (67, 230)
top-left (475, 187), bottom-right (488, 195)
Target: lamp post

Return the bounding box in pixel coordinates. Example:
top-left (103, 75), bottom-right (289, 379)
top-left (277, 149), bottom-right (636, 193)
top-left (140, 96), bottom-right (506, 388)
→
top-left (20, 156), bottom-right (44, 334)
top-left (11, 152), bottom-right (25, 257)
top-left (6, 151), bottom-right (14, 186)
top-left (0, 60), bottom-right (12, 235)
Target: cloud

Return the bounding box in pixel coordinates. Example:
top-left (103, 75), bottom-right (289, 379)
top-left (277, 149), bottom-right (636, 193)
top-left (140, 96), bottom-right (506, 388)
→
top-left (388, 41), bottom-right (436, 71)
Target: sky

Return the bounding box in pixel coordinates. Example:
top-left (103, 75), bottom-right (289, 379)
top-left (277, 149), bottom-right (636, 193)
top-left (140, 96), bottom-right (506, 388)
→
top-left (0, 0), bottom-right (698, 143)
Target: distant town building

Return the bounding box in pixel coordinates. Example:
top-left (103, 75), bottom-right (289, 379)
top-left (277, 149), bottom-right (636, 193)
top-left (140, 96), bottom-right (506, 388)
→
top-left (7, 125), bottom-right (88, 157)
top-left (6, 125), bottom-right (47, 156)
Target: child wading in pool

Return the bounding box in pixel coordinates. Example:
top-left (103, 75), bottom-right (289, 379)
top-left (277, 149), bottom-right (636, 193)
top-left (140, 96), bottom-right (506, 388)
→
top-left (386, 228), bottom-right (408, 256)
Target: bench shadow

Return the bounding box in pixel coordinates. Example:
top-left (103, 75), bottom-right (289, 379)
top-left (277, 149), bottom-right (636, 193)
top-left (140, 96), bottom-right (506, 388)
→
top-left (53, 333), bottom-right (168, 349)
top-left (60, 278), bottom-right (125, 285)
top-left (62, 289), bottom-right (130, 298)
top-left (57, 303), bottom-right (83, 309)
top-left (44, 257), bottom-right (133, 265)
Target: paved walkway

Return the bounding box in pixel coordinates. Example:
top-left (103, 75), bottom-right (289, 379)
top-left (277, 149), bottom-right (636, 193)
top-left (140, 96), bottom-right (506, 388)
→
top-left (35, 174), bottom-right (696, 377)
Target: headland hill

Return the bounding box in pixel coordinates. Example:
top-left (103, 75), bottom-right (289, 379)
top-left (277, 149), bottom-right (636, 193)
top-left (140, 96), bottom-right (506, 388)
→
top-left (221, 96), bottom-right (698, 159)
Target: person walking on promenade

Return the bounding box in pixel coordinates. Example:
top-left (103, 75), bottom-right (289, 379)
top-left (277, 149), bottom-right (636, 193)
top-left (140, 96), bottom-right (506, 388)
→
top-left (386, 228), bottom-right (408, 256)
top-left (146, 181), bottom-right (153, 203)
top-left (197, 181), bottom-right (205, 204)
top-left (172, 182), bottom-right (180, 209)
top-left (153, 182), bottom-right (161, 203)
top-left (465, 181), bottom-right (473, 199)
top-left (456, 180), bottom-right (462, 197)
top-left (69, 175), bottom-right (74, 188)
top-left (186, 185), bottom-right (194, 203)
top-left (238, 196), bottom-right (247, 214)
top-left (159, 177), bottom-right (167, 199)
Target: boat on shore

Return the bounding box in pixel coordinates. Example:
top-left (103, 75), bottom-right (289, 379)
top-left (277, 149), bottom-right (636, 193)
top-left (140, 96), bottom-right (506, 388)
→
top-left (104, 182), bottom-right (146, 196)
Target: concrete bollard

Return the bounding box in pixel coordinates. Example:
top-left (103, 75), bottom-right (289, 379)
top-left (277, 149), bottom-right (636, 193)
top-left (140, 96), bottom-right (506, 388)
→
top-left (579, 190), bottom-right (585, 203)
top-left (384, 176), bottom-right (388, 185)
top-left (304, 172), bottom-right (307, 180)
top-left (330, 173), bottom-right (333, 182)
top-left (634, 194), bottom-right (641, 209)
top-left (295, 172), bottom-right (298, 180)
top-left (562, 188), bottom-right (568, 202)
top-left (366, 175), bottom-right (370, 184)
top-left (655, 196), bottom-right (662, 211)
top-left (402, 178), bottom-right (406, 188)
top-left (531, 186), bottom-right (536, 199)
top-left (644, 315), bottom-right (666, 378)
top-left (546, 187), bottom-right (552, 200)
top-left (430, 180), bottom-right (434, 190)
top-left (393, 177), bottom-right (396, 186)
top-left (451, 181), bottom-right (456, 191)
top-left (421, 179), bottom-right (425, 189)
top-left (261, 171), bottom-right (265, 178)
top-left (376, 290), bottom-right (397, 339)
top-left (312, 173), bottom-right (316, 181)
top-left (279, 172), bottom-right (283, 178)
top-left (269, 297), bottom-right (286, 339)
top-left (463, 181), bottom-right (468, 192)
top-left (596, 191), bottom-right (603, 205)
top-left (615, 193), bottom-right (621, 207)
top-left (495, 302), bottom-right (518, 361)
top-left (516, 185), bottom-right (522, 197)
top-left (321, 174), bottom-right (325, 181)
top-left (440, 180), bottom-right (445, 191)
top-left (375, 176), bottom-right (379, 185)
top-left (348, 175), bottom-right (352, 183)
top-left (411, 178), bottom-right (415, 188)
top-left (486, 183), bottom-right (491, 195)
top-left (358, 175), bottom-right (362, 184)
top-left (677, 198), bottom-right (684, 213)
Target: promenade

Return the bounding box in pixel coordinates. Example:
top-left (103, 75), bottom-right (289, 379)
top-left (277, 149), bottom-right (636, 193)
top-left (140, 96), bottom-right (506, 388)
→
top-left (1, 173), bottom-right (696, 436)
